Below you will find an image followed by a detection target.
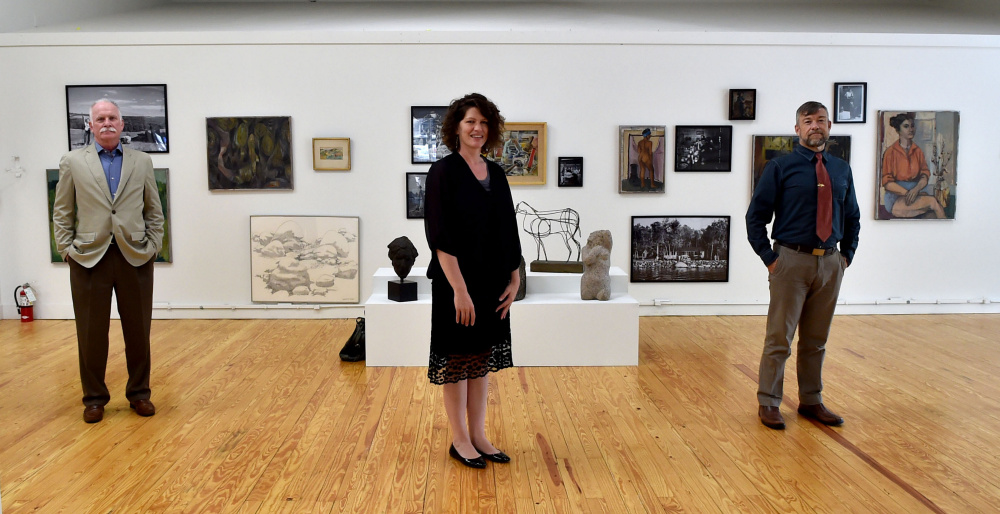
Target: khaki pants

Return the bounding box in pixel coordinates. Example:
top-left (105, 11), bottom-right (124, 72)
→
top-left (758, 244), bottom-right (845, 407)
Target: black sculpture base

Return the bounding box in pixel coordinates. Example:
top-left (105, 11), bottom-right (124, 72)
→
top-left (388, 279), bottom-right (418, 302)
top-left (530, 260), bottom-right (584, 273)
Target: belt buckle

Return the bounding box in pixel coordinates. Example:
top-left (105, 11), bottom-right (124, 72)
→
top-left (811, 248), bottom-right (825, 256)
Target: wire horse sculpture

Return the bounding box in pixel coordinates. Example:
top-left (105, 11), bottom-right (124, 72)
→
top-left (515, 201), bottom-right (581, 262)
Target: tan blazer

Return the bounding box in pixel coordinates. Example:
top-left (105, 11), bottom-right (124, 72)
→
top-left (52, 145), bottom-right (164, 268)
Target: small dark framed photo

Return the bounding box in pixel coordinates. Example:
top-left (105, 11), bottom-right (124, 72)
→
top-left (833, 82), bottom-right (867, 123)
top-left (406, 172), bottom-right (428, 219)
top-left (728, 89), bottom-right (756, 121)
top-left (66, 84), bottom-right (169, 153)
top-left (674, 125), bottom-right (733, 172)
top-left (557, 157), bottom-right (583, 187)
top-left (411, 106), bottom-right (450, 164)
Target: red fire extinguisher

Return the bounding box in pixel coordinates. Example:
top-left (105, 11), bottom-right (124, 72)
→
top-left (15, 283), bottom-right (36, 322)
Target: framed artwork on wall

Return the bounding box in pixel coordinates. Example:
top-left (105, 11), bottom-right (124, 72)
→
top-left (750, 135), bottom-right (852, 194)
top-left (313, 138), bottom-right (351, 171)
top-left (484, 122), bottom-right (547, 185)
top-left (876, 110), bottom-right (958, 220)
top-left (674, 125), bottom-right (733, 172)
top-left (833, 82), bottom-right (867, 123)
top-left (411, 106), bottom-right (450, 164)
top-left (66, 84), bottom-right (169, 153)
top-left (729, 89), bottom-right (756, 121)
top-left (406, 172), bottom-right (428, 219)
top-left (207, 116), bottom-right (292, 190)
top-left (47, 168), bottom-right (173, 263)
top-left (250, 215), bottom-right (360, 303)
top-left (619, 125), bottom-right (666, 193)
top-left (630, 215), bottom-right (730, 283)
top-left (557, 157), bottom-right (583, 187)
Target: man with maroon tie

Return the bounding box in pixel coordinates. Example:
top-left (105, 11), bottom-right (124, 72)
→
top-left (746, 101), bottom-right (860, 430)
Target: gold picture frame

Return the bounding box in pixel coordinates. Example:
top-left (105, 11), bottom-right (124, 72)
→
top-left (485, 122), bottom-right (546, 185)
top-left (312, 137), bottom-right (351, 171)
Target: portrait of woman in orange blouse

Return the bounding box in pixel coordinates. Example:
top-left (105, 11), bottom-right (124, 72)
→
top-left (880, 112), bottom-right (945, 219)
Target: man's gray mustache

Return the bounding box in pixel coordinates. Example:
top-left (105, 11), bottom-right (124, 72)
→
top-left (100, 127), bottom-right (118, 133)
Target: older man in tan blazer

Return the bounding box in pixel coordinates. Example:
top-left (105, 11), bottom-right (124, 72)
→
top-left (53, 99), bottom-right (164, 423)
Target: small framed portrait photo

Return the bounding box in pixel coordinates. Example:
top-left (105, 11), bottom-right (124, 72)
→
top-left (406, 172), bottom-right (428, 219)
top-left (557, 157), bottom-right (583, 187)
top-left (313, 138), bottom-right (351, 171)
top-left (728, 89), bottom-right (756, 121)
top-left (834, 82), bottom-right (867, 123)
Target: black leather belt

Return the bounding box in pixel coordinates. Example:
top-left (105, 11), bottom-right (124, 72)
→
top-left (777, 242), bottom-right (835, 256)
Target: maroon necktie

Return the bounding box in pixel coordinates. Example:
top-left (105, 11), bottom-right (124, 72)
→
top-left (815, 153), bottom-right (833, 242)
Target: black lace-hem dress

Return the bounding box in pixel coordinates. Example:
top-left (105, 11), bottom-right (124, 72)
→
top-left (424, 153), bottom-right (522, 385)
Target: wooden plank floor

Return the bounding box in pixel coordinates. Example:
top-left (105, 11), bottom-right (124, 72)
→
top-left (2, 315), bottom-right (999, 513)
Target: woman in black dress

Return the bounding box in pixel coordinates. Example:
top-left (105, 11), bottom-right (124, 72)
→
top-left (424, 93), bottom-right (522, 468)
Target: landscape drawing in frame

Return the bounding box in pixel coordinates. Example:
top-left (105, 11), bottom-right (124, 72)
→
top-left (729, 89), bottom-right (756, 120)
top-left (411, 106), bottom-right (450, 164)
top-left (207, 116), bottom-right (292, 190)
top-left (750, 135), bottom-right (852, 194)
top-left (406, 172), bottom-right (428, 219)
top-left (619, 125), bottom-right (666, 193)
top-left (876, 110), bottom-right (958, 220)
top-left (313, 138), bottom-right (351, 171)
top-left (630, 215), bottom-right (730, 283)
top-left (485, 122), bottom-right (547, 185)
top-left (47, 168), bottom-right (172, 263)
top-left (66, 84), bottom-right (169, 153)
top-left (250, 215), bottom-right (359, 303)
top-left (834, 82), bottom-right (867, 123)
top-left (675, 125), bottom-right (733, 172)
top-left (558, 157), bottom-right (583, 187)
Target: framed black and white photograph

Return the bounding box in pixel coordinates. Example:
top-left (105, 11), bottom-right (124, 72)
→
top-left (411, 106), bottom-right (450, 164)
top-left (729, 89), bottom-right (756, 121)
top-left (66, 84), bottom-right (169, 153)
top-left (406, 172), bottom-right (428, 219)
top-left (834, 82), bottom-right (867, 123)
top-left (674, 125), bottom-right (733, 172)
top-left (557, 157), bottom-right (583, 187)
top-left (630, 215), bottom-right (730, 283)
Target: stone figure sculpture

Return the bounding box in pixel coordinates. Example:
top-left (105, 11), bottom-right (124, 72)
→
top-left (581, 230), bottom-right (612, 301)
top-left (387, 236), bottom-right (419, 280)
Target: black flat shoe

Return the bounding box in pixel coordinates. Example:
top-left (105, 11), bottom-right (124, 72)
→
top-left (449, 444), bottom-right (487, 469)
top-left (475, 446), bottom-right (511, 463)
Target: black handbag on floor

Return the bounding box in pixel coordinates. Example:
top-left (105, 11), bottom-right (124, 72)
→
top-left (339, 317), bottom-right (365, 362)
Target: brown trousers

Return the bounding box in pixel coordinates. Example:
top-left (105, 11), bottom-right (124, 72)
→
top-left (758, 244), bottom-right (845, 408)
top-left (69, 244), bottom-right (154, 407)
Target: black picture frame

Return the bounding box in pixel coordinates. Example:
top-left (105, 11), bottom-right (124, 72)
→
top-left (411, 106), bottom-right (450, 164)
top-left (630, 216), bottom-right (730, 283)
top-left (750, 135), bottom-right (852, 195)
top-left (66, 84), bottom-right (169, 153)
top-left (729, 89), bottom-right (756, 121)
top-left (406, 172), bottom-right (428, 219)
top-left (833, 82), bottom-right (867, 123)
top-left (557, 157), bottom-right (583, 187)
top-left (674, 125), bottom-right (733, 172)
top-left (206, 116), bottom-right (292, 190)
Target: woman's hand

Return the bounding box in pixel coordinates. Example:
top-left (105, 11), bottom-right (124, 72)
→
top-left (496, 271), bottom-right (521, 320)
top-left (454, 289), bottom-right (475, 326)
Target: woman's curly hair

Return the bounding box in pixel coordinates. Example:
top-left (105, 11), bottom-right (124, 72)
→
top-left (440, 93), bottom-right (505, 154)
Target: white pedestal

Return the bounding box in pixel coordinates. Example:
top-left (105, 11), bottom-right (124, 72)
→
top-left (365, 267), bottom-right (638, 367)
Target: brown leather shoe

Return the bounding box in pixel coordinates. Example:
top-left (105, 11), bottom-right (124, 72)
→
top-left (83, 405), bottom-right (104, 423)
top-left (797, 403), bottom-right (843, 426)
top-left (129, 399), bottom-right (156, 417)
top-left (758, 406), bottom-right (785, 430)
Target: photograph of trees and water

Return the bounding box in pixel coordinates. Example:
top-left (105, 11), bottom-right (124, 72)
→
top-left (631, 216), bottom-right (729, 282)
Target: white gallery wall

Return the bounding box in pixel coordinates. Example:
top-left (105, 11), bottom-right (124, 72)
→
top-left (2, 5), bottom-right (1000, 319)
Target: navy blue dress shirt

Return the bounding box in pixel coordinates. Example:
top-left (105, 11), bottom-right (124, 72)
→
top-left (97, 142), bottom-right (124, 201)
top-left (746, 143), bottom-right (860, 266)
